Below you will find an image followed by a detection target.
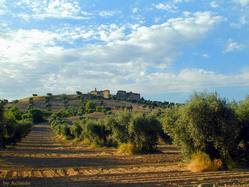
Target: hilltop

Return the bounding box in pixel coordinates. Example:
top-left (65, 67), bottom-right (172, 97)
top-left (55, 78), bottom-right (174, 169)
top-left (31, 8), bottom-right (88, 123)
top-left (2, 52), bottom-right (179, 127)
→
top-left (4, 90), bottom-right (176, 115)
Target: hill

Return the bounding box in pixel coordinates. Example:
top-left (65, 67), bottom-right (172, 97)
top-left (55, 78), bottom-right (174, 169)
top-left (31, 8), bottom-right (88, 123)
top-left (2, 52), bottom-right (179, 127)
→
top-left (5, 94), bottom-right (156, 114)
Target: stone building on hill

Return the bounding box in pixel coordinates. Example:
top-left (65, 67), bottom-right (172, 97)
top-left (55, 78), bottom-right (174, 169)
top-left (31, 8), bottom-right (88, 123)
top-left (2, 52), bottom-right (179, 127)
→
top-left (116, 90), bottom-right (140, 101)
top-left (90, 88), bottom-right (110, 99)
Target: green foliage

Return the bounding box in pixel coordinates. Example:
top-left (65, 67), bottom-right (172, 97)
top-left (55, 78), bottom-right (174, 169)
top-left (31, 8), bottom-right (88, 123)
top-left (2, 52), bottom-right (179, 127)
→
top-left (96, 106), bottom-right (104, 112)
top-left (77, 106), bottom-right (86, 116)
top-left (67, 107), bottom-right (78, 116)
top-left (163, 93), bottom-right (241, 168)
top-left (102, 112), bottom-right (163, 153)
top-left (49, 114), bottom-right (73, 139)
top-left (61, 94), bottom-right (69, 108)
top-left (28, 97), bottom-right (34, 110)
top-left (129, 114), bottom-right (161, 153)
top-left (85, 100), bottom-right (96, 113)
top-left (57, 108), bottom-right (70, 118)
top-left (233, 97), bottom-right (249, 166)
top-left (61, 124), bottom-right (73, 140)
top-left (76, 91), bottom-right (82, 95)
top-left (44, 96), bottom-right (52, 111)
top-left (48, 107), bottom-right (166, 153)
top-left (0, 102), bottom-right (32, 148)
top-left (81, 120), bottom-right (109, 146)
top-left (109, 112), bottom-right (131, 144)
top-left (70, 123), bottom-right (82, 139)
top-left (29, 109), bottom-right (44, 124)
top-left (7, 106), bottom-right (23, 121)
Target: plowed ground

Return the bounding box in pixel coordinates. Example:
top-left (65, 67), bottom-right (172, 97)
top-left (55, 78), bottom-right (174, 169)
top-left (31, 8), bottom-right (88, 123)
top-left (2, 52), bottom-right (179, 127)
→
top-left (0, 123), bottom-right (249, 187)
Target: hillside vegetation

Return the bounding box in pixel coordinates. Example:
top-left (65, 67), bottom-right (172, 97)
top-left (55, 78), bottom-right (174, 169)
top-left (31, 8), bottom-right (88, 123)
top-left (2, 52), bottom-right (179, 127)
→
top-left (2, 91), bottom-right (249, 173)
top-left (6, 93), bottom-right (173, 114)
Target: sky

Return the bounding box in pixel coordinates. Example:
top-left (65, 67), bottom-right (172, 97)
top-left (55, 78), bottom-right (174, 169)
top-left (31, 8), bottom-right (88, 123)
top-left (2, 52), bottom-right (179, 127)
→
top-left (0, 0), bottom-right (248, 103)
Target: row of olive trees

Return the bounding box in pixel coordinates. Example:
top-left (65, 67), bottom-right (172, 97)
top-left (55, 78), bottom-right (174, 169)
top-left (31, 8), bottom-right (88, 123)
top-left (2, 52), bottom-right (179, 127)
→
top-left (0, 102), bottom-right (34, 148)
top-left (55, 100), bottom-right (111, 118)
top-left (162, 93), bottom-right (249, 168)
top-left (49, 111), bottom-right (168, 153)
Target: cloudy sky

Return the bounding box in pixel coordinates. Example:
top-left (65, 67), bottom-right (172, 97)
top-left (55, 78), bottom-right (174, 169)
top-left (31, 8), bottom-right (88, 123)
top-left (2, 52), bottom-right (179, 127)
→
top-left (0, 0), bottom-right (248, 102)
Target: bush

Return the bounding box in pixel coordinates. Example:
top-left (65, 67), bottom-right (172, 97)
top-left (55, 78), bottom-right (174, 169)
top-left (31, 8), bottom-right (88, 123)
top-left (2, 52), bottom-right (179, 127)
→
top-left (29, 109), bottom-right (44, 124)
top-left (107, 112), bottom-right (131, 145)
top-left (129, 114), bottom-right (161, 153)
top-left (187, 152), bottom-right (222, 172)
top-left (96, 106), bottom-right (104, 112)
top-left (81, 120), bottom-right (109, 146)
top-left (12, 121), bottom-right (32, 143)
top-left (0, 103), bottom-right (32, 147)
top-left (163, 93), bottom-right (240, 168)
top-left (77, 106), bottom-right (86, 116)
top-left (67, 107), bottom-right (78, 116)
top-left (8, 106), bottom-right (23, 121)
top-left (61, 124), bottom-right (73, 140)
top-left (85, 100), bottom-right (96, 113)
top-left (97, 112), bottom-right (163, 153)
top-left (70, 123), bottom-right (82, 139)
top-left (233, 97), bottom-right (249, 166)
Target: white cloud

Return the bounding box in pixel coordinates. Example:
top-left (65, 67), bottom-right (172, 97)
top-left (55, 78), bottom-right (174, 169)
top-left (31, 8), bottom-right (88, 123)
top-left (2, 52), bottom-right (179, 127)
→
top-left (230, 16), bottom-right (249, 28)
top-left (202, 53), bottom-right (209, 58)
top-left (0, 12), bottom-right (224, 99)
top-left (153, 2), bottom-right (178, 12)
top-left (135, 69), bottom-right (249, 94)
top-left (0, 0), bottom-right (6, 15)
top-left (99, 11), bottom-right (118, 17)
top-left (223, 39), bottom-right (244, 53)
top-left (132, 8), bottom-right (139, 14)
top-left (210, 1), bottom-right (219, 8)
top-left (235, 0), bottom-right (249, 6)
top-left (15, 0), bottom-right (88, 20)
top-left (173, 0), bottom-right (191, 3)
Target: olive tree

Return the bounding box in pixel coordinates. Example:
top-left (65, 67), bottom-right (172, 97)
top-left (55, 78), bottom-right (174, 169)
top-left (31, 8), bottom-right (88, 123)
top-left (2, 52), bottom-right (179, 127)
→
top-left (163, 93), bottom-right (240, 168)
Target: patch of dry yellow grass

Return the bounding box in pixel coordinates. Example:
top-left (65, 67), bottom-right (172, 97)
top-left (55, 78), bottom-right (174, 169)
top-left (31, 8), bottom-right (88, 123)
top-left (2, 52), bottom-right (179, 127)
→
top-left (187, 152), bottom-right (222, 172)
top-left (116, 143), bottom-right (136, 155)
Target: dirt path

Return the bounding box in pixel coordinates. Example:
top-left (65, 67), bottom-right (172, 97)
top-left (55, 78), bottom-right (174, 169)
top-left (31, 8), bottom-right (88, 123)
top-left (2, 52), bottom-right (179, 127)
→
top-left (0, 123), bottom-right (249, 187)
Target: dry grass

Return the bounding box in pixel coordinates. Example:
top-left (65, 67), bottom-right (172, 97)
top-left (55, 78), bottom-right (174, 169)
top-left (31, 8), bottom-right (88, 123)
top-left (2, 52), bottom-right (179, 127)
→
top-left (187, 152), bottom-right (222, 172)
top-left (116, 143), bottom-right (136, 155)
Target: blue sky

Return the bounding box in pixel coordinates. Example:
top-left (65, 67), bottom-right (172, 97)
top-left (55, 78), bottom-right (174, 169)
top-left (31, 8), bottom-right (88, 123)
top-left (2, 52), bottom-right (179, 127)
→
top-left (0, 0), bottom-right (248, 102)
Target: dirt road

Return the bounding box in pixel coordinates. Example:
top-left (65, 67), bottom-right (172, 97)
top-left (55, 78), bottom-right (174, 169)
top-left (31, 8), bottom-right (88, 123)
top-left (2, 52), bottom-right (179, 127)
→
top-left (0, 123), bottom-right (249, 187)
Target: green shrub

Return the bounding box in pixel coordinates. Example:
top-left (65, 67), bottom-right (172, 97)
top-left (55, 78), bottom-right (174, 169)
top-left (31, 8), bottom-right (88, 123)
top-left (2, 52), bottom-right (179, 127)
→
top-left (29, 109), bottom-right (44, 124)
top-left (163, 93), bottom-right (240, 168)
top-left (105, 114), bottom-right (130, 145)
top-left (0, 102), bottom-right (32, 147)
top-left (70, 123), bottom-right (82, 139)
top-left (9, 106), bottom-right (23, 121)
top-left (81, 120), bottom-right (109, 146)
top-left (96, 106), bottom-right (104, 112)
top-left (12, 121), bottom-right (32, 143)
top-left (85, 100), bottom-right (96, 113)
top-left (77, 106), bottom-right (86, 115)
top-left (129, 114), bottom-right (161, 153)
top-left (234, 97), bottom-right (249, 166)
top-left (60, 124), bottom-right (73, 140)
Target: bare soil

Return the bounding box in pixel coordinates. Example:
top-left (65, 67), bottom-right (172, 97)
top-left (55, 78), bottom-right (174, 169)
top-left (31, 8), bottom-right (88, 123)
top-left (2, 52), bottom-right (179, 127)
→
top-left (0, 123), bottom-right (249, 187)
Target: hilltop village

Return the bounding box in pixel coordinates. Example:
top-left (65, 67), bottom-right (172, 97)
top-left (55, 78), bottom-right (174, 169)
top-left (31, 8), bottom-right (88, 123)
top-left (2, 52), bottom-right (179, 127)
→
top-left (89, 89), bottom-right (141, 101)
